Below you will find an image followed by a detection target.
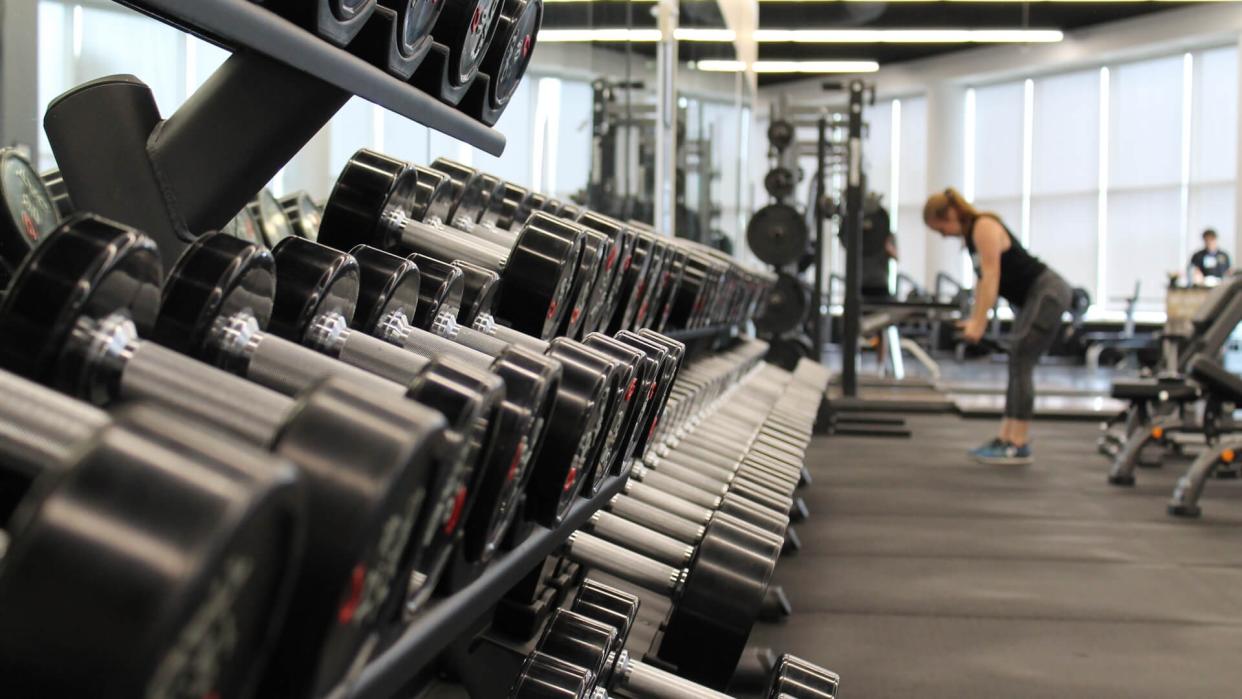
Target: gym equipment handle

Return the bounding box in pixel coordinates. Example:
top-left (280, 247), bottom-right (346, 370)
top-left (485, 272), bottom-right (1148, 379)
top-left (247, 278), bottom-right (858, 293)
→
top-left (607, 496), bottom-right (706, 544)
top-left (588, 511), bottom-right (693, 567)
top-left (122, 341), bottom-right (289, 448)
top-left (0, 371), bottom-right (109, 479)
top-left (614, 655), bottom-right (733, 699)
top-left (564, 531), bottom-right (680, 595)
top-left (622, 480), bottom-right (714, 526)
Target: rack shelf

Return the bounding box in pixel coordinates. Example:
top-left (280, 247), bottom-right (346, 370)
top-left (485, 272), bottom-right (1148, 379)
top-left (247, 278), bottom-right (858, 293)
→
top-left (341, 474), bottom-right (629, 699)
top-left (117, 0), bottom-right (505, 155)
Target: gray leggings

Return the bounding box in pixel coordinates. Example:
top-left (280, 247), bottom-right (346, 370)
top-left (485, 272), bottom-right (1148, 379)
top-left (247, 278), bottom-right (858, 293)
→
top-left (1004, 270), bottom-right (1074, 420)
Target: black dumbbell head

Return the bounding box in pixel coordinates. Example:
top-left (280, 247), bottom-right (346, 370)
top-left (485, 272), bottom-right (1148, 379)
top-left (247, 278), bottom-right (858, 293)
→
top-left (433, 0), bottom-right (506, 87)
top-left (350, 244), bottom-right (423, 334)
top-left (0, 402), bottom-right (304, 699)
top-left (319, 149), bottom-right (419, 252)
top-left (268, 237), bottom-right (361, 343)
top-left (252, 188), bottom-right (297, 248)
top-left (510, 652), bottom-right (593, 699)
top-left (0, 149), bottom-right (60, 286)
top-left (571, 579), bottom-right (640, 647)
top-left (155, 232), bottom-right (276, 360)
top-left (412, 165), bottom-right (455, 223)
top-left (537, 609), bottom-right (616, 682)
top-left (766, 654), bottom-right (841, 699)
top-left (406, 253), bottom-right (466, 328)
top-left (481, 0), bottom-right (541, 112)
top-left (454, 259), bottom-right (501, 325)
top-left (0, 214), bottom-right (161, 387)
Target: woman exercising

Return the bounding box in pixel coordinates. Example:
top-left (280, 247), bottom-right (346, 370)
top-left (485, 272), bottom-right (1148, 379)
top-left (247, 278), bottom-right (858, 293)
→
top-left (924, 189), bottom-right (1073, 465)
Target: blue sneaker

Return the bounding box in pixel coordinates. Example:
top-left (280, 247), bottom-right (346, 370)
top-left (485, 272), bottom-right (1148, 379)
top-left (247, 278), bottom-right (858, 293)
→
top-left (970, 440), bottom-right (1034, 466)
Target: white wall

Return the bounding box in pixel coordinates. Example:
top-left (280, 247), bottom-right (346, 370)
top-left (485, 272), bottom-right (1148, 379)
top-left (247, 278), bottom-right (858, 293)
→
top-left (755, 2), bottom-right (1242, 313)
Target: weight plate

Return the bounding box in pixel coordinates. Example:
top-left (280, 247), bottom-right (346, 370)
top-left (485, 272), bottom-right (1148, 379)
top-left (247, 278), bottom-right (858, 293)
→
top-left (319, 149), bottom-right (419, 251)
top-left (225, 205), bottom-right (266, 247)
top-left (155, 233), bottom-right (277, 364)
top-left (385, 0), bottom-right (444, 63)
top-left (527, 340), bottom-right (609, 527)
top-left (348, 244), bottom-right (423, 336)
top-left (280, 192), bottom-right (324, 242)
top-left (0, 404), bottom-right (303, 699)
top-left (267, 237), bottom-right (360, 343)
top-left (767, 119), bottom-right (794, 150)
top-left (537, 609), bottom-right (616, 681)
top-left (0, 150), bottom-right (59, 284)
top-left (40, 168), bottom-right (75, 219)
top-left (660, 515), bottom-right (781, 688)
top-left (510, 652), bottom-right (594, 699)
top-left (434, 0), bottom-right (505, 86)
top-left (499, 213), bottom-right (583, 340)
top-left (0, 215), bottom-right (161, 388)
top-left (413, 165), bottom-right (457, 223)
top-left (250, 188), bottom-right (297, 249)
top-left (483, 0), bottom-right (541, 112)
top-left (406, 254), bottom-right (467, 328)
top-left (747, 203), bottom-right (809, 267)
top-left (454, 259), bottom-right (501, 325)
top-left (755, 273), bottom-right (809, 335)
top-left (764, 166), bottom-right (798, 199)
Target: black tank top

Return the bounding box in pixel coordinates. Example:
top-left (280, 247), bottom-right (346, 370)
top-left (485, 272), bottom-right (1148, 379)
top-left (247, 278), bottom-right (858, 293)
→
top-left (965, 214), bottom-right (1047, 308)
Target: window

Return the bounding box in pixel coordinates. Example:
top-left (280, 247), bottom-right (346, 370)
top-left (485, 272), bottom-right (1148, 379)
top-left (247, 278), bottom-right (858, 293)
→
top-left (895, 96), bottom-right (928, 288)
top-left (1188, 46), bottom-right (1238, 266)
top-left (1107, 54), bottom-right (1186, 311)
top-left (1029, 69), bottom-right (1102, 300)
top-left (969, 81), bottom-right (1025, 241)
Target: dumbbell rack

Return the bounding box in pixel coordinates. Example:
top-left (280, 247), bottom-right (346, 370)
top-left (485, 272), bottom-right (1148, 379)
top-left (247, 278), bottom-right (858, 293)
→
top-left (116, 0), bottom-right (504, 154)
top-left (337, 323), bottom-right (744, 698)
top-left (338, 475), bottom-right (630, 699)
top-left (46, 0), bottom-right (506, 263)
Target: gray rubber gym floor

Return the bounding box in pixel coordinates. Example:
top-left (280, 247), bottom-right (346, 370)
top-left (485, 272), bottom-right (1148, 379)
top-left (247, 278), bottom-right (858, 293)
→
top-left (750, 415), bottom-right (1242, 699)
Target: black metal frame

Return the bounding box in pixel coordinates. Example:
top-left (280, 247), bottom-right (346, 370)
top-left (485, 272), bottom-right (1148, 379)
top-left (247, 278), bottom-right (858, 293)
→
top-left (338, 474), bottom-right (629, 699)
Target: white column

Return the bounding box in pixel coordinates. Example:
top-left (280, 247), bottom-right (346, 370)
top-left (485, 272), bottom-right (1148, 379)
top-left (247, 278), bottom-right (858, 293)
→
top-left (923, 81), bottom-right (967, 286)
top-left (654, 0), bottom-right (679, 235)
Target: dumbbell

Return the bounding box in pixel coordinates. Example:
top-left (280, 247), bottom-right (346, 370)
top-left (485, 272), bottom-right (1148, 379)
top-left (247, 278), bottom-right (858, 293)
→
top-left (279, 191), bottom-right (323, 241)
top-left (391, 252), bottom-right (643, 505)
top-left (430, 162), bottom-right (644, 338)
top-left (320, 149), bottom-right (582, 340)
top-left (560, 509), bottom-right (781, 687)
top-left (523, 580), bottom-right (839, 696)
top-left (0, 371), bottom-right (303, 699)
top-left (0, 149), bottom-right (61, 287)
top-left (347, 0), bottom-right (444, 78)
top-left (344, 244), bottom-right (567, 561)
top-left (611, 231), bottom-right (667, 334)
top-left (224, 203), bottom-right (266, 247)
top-left (247, 187), bottom-right (297, 248)
top-left (263, 0), bottom-right (377, 46)
top-left (414, 0), bottom-right (505, 103)
top-left (428, 161), bottom-right (621, 340)
top-left (197, 234), bottom-right (545, 568)
top-left (467, 0), bottom-right (542, 125)
top-left (153, 232), bottom-right (503, 612)
top-left (352, 251), bottom-right (611, 529)
top-left (0, 215), bottom-right (448, 698)
top-left (40, 166), bottom-right (76, 218)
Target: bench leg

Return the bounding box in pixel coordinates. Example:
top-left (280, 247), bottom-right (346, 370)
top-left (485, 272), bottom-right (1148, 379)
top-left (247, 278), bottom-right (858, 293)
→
top-left (1168, 442), bottom-right (1240, 517)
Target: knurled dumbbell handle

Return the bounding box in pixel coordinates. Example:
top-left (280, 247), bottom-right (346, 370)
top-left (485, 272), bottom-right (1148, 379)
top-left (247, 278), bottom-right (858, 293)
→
top-left (0, 371), bottom-right (109, 477)
top-left (613, 655), bottom-right (732, 699)
top-left (589, 511), bottom-right (693, 567)
top-left (338, 330), bottom-right (434, 385)
top-left (623, 480), bottom-right (714, 525)
top-left (246, 331), bottom-right (407, 399)
top-left (565, 531), bottom-right (680, 595)
top-left (122, 341), bottom-right (290, 447)
top-left (608, 495), bottom-right (706, 543)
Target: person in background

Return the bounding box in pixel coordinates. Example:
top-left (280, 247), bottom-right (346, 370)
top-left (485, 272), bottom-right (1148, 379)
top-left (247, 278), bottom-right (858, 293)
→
top-left (1189, 229), bottom-right (1231, 285)
top-left (923, 188), bottom-right (1073, 466)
